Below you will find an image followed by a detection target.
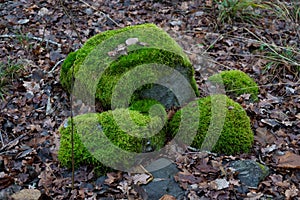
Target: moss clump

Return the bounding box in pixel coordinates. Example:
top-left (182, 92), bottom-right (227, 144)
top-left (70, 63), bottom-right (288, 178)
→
top-left (129, 99), bottom-right (164, 114)
top-left (60, 23), bottom-right (199, 109)
top-left (208, 70), bottom-right (259, 101)
top-left (58, 109), bottom-right (166, 173)
top-left (168, 95), bottom-right (254, 155)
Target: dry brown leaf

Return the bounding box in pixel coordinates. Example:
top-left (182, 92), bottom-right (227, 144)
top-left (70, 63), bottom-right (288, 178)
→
top-left (11, 189), bottom-right (41, 200)
top-left (206, 0), bottom-right (213, 7)
top-left (276, 152), bottom-right (300, 169)
top-left (255, 127), bottom-right (276, 146)
top-left (132, 173), bottom-right (151, 185)
top-left (159, 194), bottom-right (176, 200)
top-left (285, 184), bottom-right (299, 199)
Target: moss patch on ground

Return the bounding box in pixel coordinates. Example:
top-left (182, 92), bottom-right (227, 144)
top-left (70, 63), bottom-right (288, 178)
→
top-left (208, 70), bottom-right (259, 101)
top-left (168, 94), bottom-right (254, 155)
top-left (58, 109), bottom-right (166, 173)
top-left (60, 23), bottom-right (199, 109)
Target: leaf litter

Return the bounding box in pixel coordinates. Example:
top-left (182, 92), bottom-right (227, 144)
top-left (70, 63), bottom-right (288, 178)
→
top-left (0, 0), bottom-right (299, 199)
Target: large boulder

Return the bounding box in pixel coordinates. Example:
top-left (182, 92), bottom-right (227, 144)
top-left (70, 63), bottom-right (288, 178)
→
top-left (168, 94), bottom-right (254, 155)
top-left (60, 23), bottom-right (199, 110)
top-left (58, 109), bottom-right (167, 174)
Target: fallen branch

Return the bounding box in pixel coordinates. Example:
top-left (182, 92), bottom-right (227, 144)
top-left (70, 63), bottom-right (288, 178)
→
top-left (0, 134), bottom-right (26, 153)
top-left (78, 0), bottom-right (121, 27)
top-left (0, 34), bottom-right (62, 48)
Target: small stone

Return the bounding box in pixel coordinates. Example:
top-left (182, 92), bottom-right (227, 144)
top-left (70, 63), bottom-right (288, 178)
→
top-left (170, 20), bottom-right (182, 26)
top-left (210, 178), bottom-right (229, 190)
top-left (25, 91), bottom-right (34, 99)
top-left (228, 160), bottom-right (269, 188)
top-left (38, 7), bottom-right (49, 16)
top-left (125, 38), bottom-right (139, 46)
top-left (285, 86), bottom-right (295, 94)
top-left (142, 163), bottom-right (184, 199)
top-left (195, 11), bottom-right (204, 16)
top-left (85, 8), bottom-right (93, 15)
top-left (17, 19), bottom-right (29, 25)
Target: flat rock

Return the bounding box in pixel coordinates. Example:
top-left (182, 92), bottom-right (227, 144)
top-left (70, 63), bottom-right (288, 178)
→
top-left (228, 160), bottom-right (269, 188)
top-left (142, 158), bottom-right (185, 199)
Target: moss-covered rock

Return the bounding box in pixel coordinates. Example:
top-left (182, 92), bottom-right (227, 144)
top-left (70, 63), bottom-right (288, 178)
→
top-left (168, 95), bottom-right (254, 155)
top-left (208, 70), bottom-right (259, 101)
top-left (129, 99), bottom-right (164, 114)
top-left (60, 23), bottom-right (199, 109)
top-left (58, 109), bottom-right (166, 173)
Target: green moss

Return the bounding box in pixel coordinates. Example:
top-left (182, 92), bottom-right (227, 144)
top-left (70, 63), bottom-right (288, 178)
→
top-left (208, 70), bottom-right (259, 101)
top-left (129, 99), bottom-right (163, 114)
top-left (168, 95), bottom-right (254, 155)
top-left (257, 162), bottom-right (269, 179)
top-left (58, 109), bottom-right (166, 173)
top-left (60, 23), bottom-right (199, 109)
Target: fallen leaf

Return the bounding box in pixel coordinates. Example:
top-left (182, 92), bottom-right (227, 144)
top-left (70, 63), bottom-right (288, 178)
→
top-left (275, 152), bottom-right (300, 169)
top-left (255, 127), bottom-right (276, 146)
top-left (261, 119), bottom-right (280, 128)
top-left (11, 189), bottom-right (41, 200)
top-left (131, 173), bottom-right (151, 185)
top-left (159, 194), bottom-right (176, 200)
top-left (209, 178), bottom-right (229, 190)
top-left (285, 184), bottom-right (299, 199)
top-left (0, 172), bottom-right (14, 189)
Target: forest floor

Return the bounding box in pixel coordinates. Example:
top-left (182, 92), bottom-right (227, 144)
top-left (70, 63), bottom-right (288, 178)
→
top-left (0, 0), bottom-right (299, 199)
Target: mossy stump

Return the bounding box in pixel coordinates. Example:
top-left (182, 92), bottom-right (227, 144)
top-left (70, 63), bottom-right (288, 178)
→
top-left (60, 23), bottom-right (199, 110)
top-left (168, 95), bottom-right (254, 155)
top-left (208, 70), bottom-right (259, 101)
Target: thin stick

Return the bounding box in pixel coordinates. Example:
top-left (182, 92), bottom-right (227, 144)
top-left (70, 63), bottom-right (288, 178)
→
top-left (184, 50), bottom-right (232, 70)
top-left (59, 0), bottom-right (83, 44)
top-left (244, 27), bottom-right (300, 67)
top-left (224, 81), bottom-right (300, 93)
top-left (0, 34), bottom-right (62, 48)
top-left (78, 0), bottom-right (121, 27)
top-left (0, 134), bottom-right (25, 152)
top-left (0, 131), bottom-right (4, 147)
top-left (48, 59), bottom-right (65, 74)
top-left (58, 0), bottom-right (77, 190)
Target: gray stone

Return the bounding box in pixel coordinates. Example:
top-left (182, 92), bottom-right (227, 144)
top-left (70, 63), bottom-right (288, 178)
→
top-left (142, 159), bottom-right (185, 199)
top-left (170, 20), bottom-right (182, 26)
top-left (228, 160), bottom-right (269, 188)
top-left (195, 11), bottom-right (204, 17)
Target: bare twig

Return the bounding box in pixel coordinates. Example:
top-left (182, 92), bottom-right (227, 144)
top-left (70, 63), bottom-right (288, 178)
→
top-left (48, 59), bottom-right (65, 74)
top-left (226, 81), bottom-right (300, 93)
top-left (244, 28), bottom-right (300, 67)
top-left (78, 0), bottom-right (121, 27)
top-left (0, 131), bottom-right (4, 147)
top-left (184, 49), bottom-right (232, 70)
top-left (0, 134), bottom-right (26, 153)
top-left (0, 34), bottom-right (62, 48)
top-left (201, 34), bottom-right (224, 56)
top-left (59, 0), bottom-right (83, 44)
